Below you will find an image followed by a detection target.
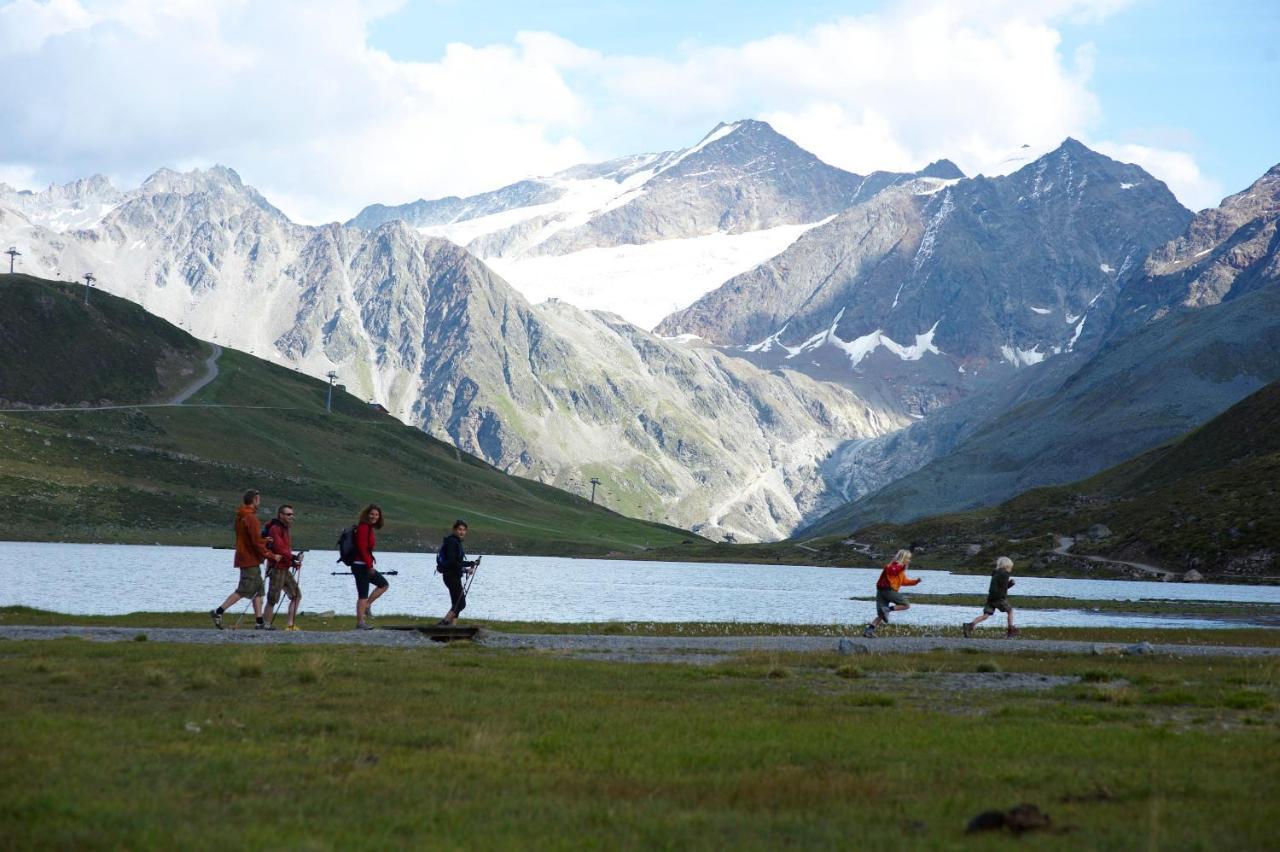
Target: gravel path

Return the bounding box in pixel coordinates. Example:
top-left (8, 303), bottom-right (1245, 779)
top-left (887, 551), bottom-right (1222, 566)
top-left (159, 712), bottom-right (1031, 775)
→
top-left (169, 344), bottom-right (222, 404)
top-left (0, 625), bottom-right (445, 648)
top-left (1, 626), bottom-right (1276, 659)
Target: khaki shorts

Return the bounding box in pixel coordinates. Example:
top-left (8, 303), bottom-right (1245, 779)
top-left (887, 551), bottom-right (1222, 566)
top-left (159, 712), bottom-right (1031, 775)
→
top-left (267, 567), bottom-right (300, 606)
top-left (876, 587), bottom-right (909, 620)
top-left (983, 598), bottom-right (1011, 615)
top-left (235, 566), bottom-right (264, 598)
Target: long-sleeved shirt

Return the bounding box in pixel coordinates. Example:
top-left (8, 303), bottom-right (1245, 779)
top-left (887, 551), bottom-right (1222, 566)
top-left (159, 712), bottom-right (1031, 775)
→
top-left (263, 519), bottom-right (293, 566)
top-left (234, 505), bottom-right (271, 568)
top-left (875, 561), bottom-right (920, 591)
top-left (354, 522), bottom-right (376, 567)
top-left (986, 569), bottom-right (1014, 602)
top-left (439, 533), bottom-right (469, 574)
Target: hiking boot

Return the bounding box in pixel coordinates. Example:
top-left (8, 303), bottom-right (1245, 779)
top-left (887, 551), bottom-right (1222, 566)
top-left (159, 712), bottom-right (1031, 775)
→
top-left (285, 624), bottom-right (300, 632)
top-left (862, 624), bottom-right (876, 639)
top-left (1006, 628), bottom-right (1020, 639)
top-left (257, 623), bottom-right (275, 631)
top-left (355, 622), bottom-right (374, 631)
top-left (210, 609), bottom-right (223, 630)
top-left (962, 622), bottom-right (973, 638)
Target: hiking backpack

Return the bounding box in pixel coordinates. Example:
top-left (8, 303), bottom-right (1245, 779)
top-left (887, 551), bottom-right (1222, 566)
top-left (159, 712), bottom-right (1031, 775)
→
top-left (336, 525), bottom-right (359, 566)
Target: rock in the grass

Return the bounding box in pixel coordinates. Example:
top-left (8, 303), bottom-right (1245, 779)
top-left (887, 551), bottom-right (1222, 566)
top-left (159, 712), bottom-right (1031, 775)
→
top-left (184, 721), bottom-right (202, 734)
top-left (965, 810), bottom-right (1007, 833)
top-left (837, 638), bottom-right (870, 655)
top-left (304, 610), bottom-right (337, 618)
top-left (1091, 644), bottom-right (1122, 656)
top-left (966, 804), bottom-right (1052, 835)
top-left (965, 543), bottom-right (983, 556)
top-left (1123, 642), bottom-right (1155, 656)
top-left (1088, 523), bottom-right (1113, 540)
top-left (1004, 804), bottom-right (1053, 834)
top-left (1182, 569), bottom-right (1204, 582)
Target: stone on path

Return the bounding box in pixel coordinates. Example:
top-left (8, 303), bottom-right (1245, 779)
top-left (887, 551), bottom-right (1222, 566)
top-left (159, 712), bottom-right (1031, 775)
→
top-left (837, 638), bottom-right (870, 655)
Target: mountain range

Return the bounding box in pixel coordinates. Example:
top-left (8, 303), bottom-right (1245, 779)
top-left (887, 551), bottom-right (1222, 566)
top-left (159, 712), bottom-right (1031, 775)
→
top-left (2, 121), bottom-right (1278, 545)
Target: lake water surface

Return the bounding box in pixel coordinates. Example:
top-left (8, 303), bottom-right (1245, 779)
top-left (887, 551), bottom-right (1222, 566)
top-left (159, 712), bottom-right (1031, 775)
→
top-left (2, 542), bottom-right (1276, 629)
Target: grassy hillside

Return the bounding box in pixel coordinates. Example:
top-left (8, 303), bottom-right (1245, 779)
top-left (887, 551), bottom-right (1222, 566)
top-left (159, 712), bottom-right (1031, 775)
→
top-left (823, 380), bottom-right (1280, 581)
top-left (0, 274), bottom-right (695, 554)
top-left (0, 274), bottom-right (205, 405)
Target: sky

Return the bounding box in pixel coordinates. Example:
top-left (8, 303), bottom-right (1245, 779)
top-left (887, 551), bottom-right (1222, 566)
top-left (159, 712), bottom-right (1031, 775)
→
top-left (0, 0), bottom-right (1276, 223)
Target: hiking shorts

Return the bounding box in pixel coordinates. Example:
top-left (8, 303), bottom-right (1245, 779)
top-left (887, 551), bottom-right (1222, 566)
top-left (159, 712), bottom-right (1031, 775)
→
top-left (983, 598), bottom-right (1011, 615)
top-left (876, 587), bottom-right (909, 621)
top-left (267, 567), bottom-right (301, 606)
top-left (235, 566), bottom-right (264, 598)
top-left (351, 563), bottom-right (388, 600)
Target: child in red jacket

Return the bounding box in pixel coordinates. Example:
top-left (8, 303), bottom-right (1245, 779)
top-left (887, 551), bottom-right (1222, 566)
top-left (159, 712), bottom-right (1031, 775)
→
top-left (863, 549), bottom-right (921, 638)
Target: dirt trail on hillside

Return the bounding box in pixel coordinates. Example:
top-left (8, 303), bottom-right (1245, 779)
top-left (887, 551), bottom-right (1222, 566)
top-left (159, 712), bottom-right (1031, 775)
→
top-left (168, 344), bottom-right (222, 404)
top-left (1053, 536), bottom-right (1175, 580)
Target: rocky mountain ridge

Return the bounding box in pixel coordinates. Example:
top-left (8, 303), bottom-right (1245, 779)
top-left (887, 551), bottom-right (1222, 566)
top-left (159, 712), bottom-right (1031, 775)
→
top-left (0, 164), bottom-right (904, 541)
top-left (802, 160), bottom-right (1280, 536)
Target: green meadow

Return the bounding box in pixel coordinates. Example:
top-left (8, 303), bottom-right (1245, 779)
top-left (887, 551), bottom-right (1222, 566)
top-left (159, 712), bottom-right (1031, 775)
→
top-left (2, 628), bottom-right (1278, 850)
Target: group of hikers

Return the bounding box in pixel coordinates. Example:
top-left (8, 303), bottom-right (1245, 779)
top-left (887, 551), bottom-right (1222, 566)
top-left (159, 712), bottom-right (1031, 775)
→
top-left (210, 490), bottom-right (1019, 636)
top-left (862, 548), bottom-right (1019, 638)
top-left (210, 489), bottom-right (478, 631)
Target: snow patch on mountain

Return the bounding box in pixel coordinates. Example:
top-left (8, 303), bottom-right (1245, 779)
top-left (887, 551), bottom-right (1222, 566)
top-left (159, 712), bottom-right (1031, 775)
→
top-left (1001, 344), bottom-right (1047, 367)
top-left (486, 220), bottom-right (825, 330)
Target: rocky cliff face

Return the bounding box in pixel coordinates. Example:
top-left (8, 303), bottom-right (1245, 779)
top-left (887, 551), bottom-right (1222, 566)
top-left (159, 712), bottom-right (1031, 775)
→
top-left (1116, 163), bottom-right (1280, 326)
top-left (660, 140), bottom-right (1192, 382)
top-left (345, 120), bottom-right (958, 330)
top-left (802, 163), bottom-right (1280, 536)
top-left (0, 166), bottom-right (904, 541)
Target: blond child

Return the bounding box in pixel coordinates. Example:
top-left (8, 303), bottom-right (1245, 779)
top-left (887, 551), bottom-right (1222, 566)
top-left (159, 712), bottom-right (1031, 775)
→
top-left (962, 556), bottom-right (1018, 638)
top-left (863, 549), bottom-right (921, 638)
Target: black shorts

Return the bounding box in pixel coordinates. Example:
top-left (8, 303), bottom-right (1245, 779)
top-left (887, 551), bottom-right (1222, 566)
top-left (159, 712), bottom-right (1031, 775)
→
top-left (351, 563), bottom-right (388, 600)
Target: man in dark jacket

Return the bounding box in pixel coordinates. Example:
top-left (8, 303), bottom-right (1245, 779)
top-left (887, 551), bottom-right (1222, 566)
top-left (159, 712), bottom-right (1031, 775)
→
top-left (438, 520), bottom-right (478, 625)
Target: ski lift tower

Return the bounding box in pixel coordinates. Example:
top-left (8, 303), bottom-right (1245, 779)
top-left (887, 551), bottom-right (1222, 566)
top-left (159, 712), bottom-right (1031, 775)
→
top-left (82, 272), bottom-right (96, 305)
top-left (5, 247), bottom-right (19, 274)
top-left (325, 371), bottom-right (338, 413)
top-left (589, 477), bottom-right (602, 504)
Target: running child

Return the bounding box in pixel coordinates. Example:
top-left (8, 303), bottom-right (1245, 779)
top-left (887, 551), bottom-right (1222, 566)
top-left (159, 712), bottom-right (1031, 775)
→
top-left (962, 556), bottom-right (1019, 638)
top-left (863, 549), bottom-right (921, 638)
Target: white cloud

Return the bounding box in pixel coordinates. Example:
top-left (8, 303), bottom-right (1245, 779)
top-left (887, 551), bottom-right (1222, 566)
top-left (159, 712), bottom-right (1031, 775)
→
top-left (0, 1), bottom-right (594, 222)
top-left (0, 0), bottom-right (1221, 219)
top-left (588, 3), bottom-right (1108, 180)
top-left (1093, 142), bottom-right (1225, 211)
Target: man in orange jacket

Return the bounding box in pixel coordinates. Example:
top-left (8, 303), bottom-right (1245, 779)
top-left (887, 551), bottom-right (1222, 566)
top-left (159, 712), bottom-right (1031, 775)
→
top-left (863, 549), bottom-right (922, 638)
top-left (210, 489), bottom-right (284, 629)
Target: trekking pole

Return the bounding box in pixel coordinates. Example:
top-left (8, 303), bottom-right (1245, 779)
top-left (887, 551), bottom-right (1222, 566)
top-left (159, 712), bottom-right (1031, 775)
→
top-left (462, 556), bottom-right (482, 598)
top-left (231, 597), bottom-right (253, 630)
